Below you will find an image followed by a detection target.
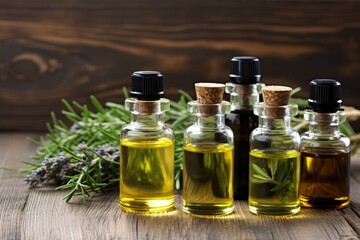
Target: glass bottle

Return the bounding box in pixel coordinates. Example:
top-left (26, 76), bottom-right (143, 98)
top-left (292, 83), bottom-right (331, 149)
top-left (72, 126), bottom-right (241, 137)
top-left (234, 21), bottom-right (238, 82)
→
top-left (225, 56), bottom-right (264, 200)
top-left (182, 83), bottom-right (234, 216)
top-left (119, 71), bottom-right (174, 213)
top-left (249, 86), bottom-right (301, 215)
top-left (300, 79), bottom-right (350, 208)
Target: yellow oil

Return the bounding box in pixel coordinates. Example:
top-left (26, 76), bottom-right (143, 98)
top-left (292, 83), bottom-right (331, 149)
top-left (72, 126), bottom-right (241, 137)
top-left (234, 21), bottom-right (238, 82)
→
top-left (120, 138), bottom-right (174, 213)
top-left (182, 144), bottom-right (234, 215)
top-left (300, 149), bottom-right (350, 208)
top-left (249, 149), bottom-right (300, 215)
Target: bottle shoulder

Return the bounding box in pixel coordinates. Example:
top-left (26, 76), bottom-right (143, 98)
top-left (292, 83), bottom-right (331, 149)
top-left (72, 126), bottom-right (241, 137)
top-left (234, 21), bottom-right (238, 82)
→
top-left (185, 124), bottom-right (233, 134)
top-left (250, 127), bottom-right (300, 151)
top-left (121, 123), bottom-right (173, 140)
top-left (250, 127), bottom-right (300, 137)
top-left (300, 131), bottom-right (350, 150)
top-left (184, 124), bottom-right (234, 145)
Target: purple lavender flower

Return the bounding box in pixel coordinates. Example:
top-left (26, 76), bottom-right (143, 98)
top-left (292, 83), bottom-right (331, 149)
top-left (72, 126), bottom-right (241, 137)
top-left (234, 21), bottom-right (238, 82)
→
top-left (59, 155), bottom-right (67, 164)
top-left (25, 143), bottom-right (120, 190)
top-left (32, 168), bottom-right (45, 180)
top-left (94, 147), bottom-right (105, 155)
top-left (53, 162), bottom-right (60, 171)
top-left (76, 162), bottom-right (85, 169)
top-left (43, 158), bottom-right (52, 170)
top-left (76, 142), bottom-right (87, 153)
top-left (24, 175), bottom-right (34, 184)
top-left (70, 124), bottom-right (80, 131)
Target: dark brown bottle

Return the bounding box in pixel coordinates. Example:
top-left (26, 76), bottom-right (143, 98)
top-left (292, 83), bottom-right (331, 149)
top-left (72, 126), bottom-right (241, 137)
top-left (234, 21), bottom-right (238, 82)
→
top-left (225, 57), bottom-right (264, 200)
top-left (300, 79), bottom-right (350, 208)
top-left (300, 149), bottom-right (350, 208)
top-left (225, 109), bottom-right (258, 199)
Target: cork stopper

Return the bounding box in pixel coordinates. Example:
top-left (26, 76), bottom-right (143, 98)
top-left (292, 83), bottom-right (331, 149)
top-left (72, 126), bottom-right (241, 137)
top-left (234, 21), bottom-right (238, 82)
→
top-left (195, 83), bottom-right (225, 104)
top-left (262, 86), bottom-right (292, 106)
top-left (194, 83), bottom-right (225, 116)
top-left (262, 85), bottom-right (292, 118)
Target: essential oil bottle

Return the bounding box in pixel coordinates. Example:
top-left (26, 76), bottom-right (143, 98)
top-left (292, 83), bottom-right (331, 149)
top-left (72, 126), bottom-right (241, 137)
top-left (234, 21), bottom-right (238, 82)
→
top-left (249, 86), bottom-right (301, 215)
top-left (119, 71), bottom-right (174, 213)
top-left (182, 83), bottom-right (234, 216)
top-left (300, 79), bottom-right (350, 209)
top-left (225, 56), bottom-right (264, 200)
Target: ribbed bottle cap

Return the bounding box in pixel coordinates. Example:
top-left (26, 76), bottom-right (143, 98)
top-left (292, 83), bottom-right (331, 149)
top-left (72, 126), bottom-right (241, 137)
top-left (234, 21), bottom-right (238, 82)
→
top-left (229, 56), bottom-right (261, 84)
top-left (131, 71), bottom-right (164, 100)
top-left (308, 79), bottom-right (342, 113)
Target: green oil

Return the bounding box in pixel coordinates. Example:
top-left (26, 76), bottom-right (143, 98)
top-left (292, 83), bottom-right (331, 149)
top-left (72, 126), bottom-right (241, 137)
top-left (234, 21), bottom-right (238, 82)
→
top-left (182, 144), bottom-right (234, 215)
top-left (120, 138), bottom-right (174, 213)
top-left (249, 149), bottom-right (300, 215)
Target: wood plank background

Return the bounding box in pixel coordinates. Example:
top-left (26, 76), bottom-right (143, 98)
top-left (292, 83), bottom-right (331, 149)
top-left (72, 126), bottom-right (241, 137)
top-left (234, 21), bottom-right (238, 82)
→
top-left (0, 1), bottom-right (359, 131)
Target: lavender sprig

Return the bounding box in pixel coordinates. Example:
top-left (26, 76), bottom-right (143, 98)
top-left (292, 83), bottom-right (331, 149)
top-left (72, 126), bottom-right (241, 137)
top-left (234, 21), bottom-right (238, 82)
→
top-left (23, 88), bottom-right (192, 202)
top-left (24, 143), bottom-right (119, 203)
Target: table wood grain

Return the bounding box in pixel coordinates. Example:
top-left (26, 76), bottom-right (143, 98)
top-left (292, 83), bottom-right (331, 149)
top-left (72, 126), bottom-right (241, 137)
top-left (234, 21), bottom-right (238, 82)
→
top-left (1, 132), bottom-right (360, 240)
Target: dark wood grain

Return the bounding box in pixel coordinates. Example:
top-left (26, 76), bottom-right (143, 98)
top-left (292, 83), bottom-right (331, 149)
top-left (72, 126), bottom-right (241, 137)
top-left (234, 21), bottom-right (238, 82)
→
top-left (1, 133), bottom-right (360, 239)
top-left (0, 1), bottom-right (359, 131)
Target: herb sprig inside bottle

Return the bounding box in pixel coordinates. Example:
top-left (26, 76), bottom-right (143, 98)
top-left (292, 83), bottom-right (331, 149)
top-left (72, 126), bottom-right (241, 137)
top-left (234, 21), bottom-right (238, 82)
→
top-left (249, 86), bottom-right (301, 215)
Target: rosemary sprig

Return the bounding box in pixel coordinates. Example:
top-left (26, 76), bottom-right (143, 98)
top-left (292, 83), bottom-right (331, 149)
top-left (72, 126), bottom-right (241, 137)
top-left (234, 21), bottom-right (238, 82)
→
top-left (23, 89), bottom-right (192, 202)
top-left (20, 87), bottom-right (359, 203)
top-left (251, 158), bottom-right (295, 204)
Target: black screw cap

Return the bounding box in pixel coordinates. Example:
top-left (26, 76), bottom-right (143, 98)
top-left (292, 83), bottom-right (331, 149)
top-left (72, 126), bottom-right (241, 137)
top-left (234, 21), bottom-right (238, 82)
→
top-left (131, 71), bottom-right (164, 100)
top-left (229, 56), bottom-right (261, 84)
top-left (308, 79), bottom-right (342, 113)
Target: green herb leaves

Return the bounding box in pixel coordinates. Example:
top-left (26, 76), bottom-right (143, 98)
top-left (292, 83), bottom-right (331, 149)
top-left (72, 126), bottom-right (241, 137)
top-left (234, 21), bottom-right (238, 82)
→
top-left (24, 90), bottom-right (192, 203)
top-left (251, 157), bottom-right (297, 204)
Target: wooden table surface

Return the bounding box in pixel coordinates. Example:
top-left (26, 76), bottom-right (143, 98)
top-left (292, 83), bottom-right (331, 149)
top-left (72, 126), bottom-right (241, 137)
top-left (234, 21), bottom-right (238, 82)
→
top-left (1, 132), bottom-right (360, 240)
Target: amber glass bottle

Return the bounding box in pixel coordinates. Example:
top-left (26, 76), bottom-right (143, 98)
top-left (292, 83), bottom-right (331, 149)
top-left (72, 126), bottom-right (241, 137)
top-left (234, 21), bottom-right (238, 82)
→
top-left (300, 79), bottom-right (350, 209)
top-left (225, 56), bottom-right (264, 200)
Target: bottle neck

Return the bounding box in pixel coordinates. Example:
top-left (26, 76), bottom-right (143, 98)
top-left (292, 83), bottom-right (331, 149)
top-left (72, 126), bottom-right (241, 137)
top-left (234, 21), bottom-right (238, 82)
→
top-left (259, 116), bottom-right (292, 131)
top-left (131, 113), bottom-right (164, 128)
top-left (125, 98), bottom-right (169, 129)
top-left (194, 114), bottom-right (225, 128)
top-left (226, 83), bottom-right (263, 110)
top-left (187, 100), bottom-right (231, 128)
top-left (304, 110), bottom-right (345, 137)
top-left (254, 103), bottom-right (298, 132)
top-left (229, 95), bottom-right (259, 110)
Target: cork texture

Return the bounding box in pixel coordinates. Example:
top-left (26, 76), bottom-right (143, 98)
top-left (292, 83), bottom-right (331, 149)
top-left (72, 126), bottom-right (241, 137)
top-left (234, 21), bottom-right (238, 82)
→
top-left (262, 85), bottom-right (292, 119)
top-left (195, 83), bottom-right (225, 104)
top-left (262, 86), bottom-right (292, 106)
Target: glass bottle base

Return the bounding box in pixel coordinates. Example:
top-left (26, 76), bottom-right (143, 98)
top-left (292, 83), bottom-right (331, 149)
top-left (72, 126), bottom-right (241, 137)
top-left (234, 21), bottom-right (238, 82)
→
top-left (300, 195), bottom-right (349, 209)
top-left (119, 194), bottom-right (175, 213)
top-left (182, 202), bottom-right (234, 216)
top-left (249, 203), bottom-right (300, 216)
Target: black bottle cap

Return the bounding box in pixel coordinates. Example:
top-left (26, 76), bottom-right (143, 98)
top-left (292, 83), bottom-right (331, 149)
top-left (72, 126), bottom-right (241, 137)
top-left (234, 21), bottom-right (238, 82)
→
top-left (229, 56), bottom-right (261, 84)
top-left (131, 71), bottom-right (164, 100)
top-left (308, 79), bottom-right (342, 113)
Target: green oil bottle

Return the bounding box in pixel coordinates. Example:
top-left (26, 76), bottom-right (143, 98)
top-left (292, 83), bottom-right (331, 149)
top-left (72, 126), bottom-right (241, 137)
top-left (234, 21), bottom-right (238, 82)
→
top-left (249, 86), bottom-right (301, 215)
top-left (249, 149), bottom-right (300, 215)
top-left (183, 144), bottom-right (234, 215)
top-left (182, 83), bottom-right (234, 216)
top-left (119, 71), bottom-right (174, 213)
